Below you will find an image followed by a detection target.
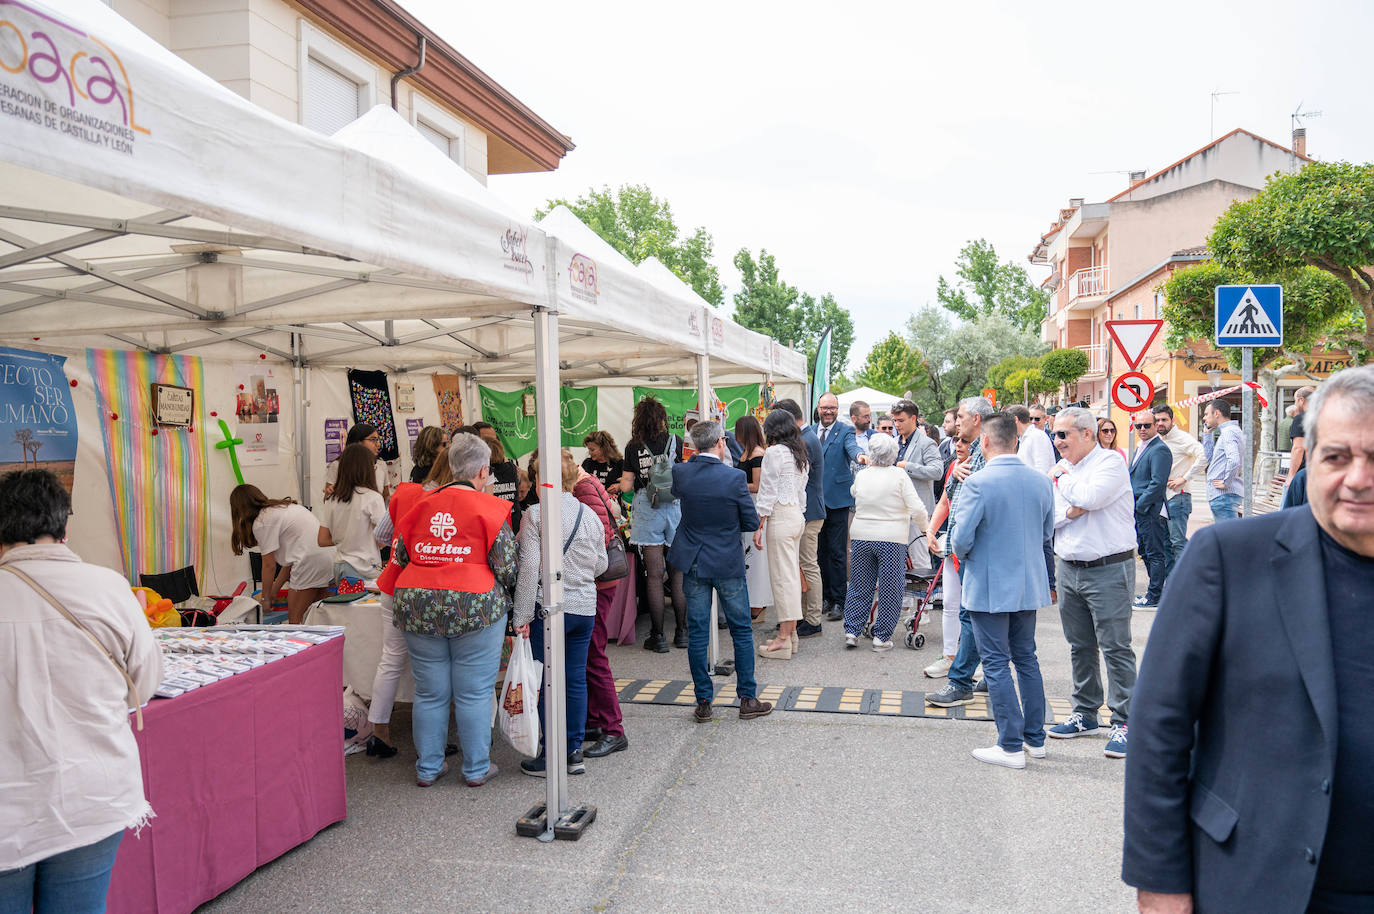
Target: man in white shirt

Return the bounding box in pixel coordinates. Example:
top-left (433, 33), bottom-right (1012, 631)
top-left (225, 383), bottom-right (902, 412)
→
top-left (1009, 404), bottom-right (1058, 602)
top-left (1046, 406), bottom-right (1139, 760)
top-left (1150, 405), bottom-right (1204, 578)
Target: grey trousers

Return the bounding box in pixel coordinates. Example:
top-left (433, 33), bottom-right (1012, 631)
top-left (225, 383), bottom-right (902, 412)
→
top-left (1056, 558), bottom-right (1138, 727)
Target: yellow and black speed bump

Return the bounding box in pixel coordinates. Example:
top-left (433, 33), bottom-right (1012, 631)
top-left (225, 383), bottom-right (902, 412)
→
top-left (615, 679), bottom-right (1110, 724)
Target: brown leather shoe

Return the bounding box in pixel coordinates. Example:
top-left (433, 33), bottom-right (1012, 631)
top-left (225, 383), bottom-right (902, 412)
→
top-left (738, 697), bottom-right (773, 720)
top-left (693, 701), bottom-right (713, 723)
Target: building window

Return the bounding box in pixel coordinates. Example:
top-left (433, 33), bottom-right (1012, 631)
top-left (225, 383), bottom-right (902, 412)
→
top-left (299, 20), bottom-right (375, 135)
top-left (410, 93), bottom-right (467, 168)
top-left (1154, 290), bottom-right (1165, 317)
top-left (1133, 302), bottom-right (1141, 319)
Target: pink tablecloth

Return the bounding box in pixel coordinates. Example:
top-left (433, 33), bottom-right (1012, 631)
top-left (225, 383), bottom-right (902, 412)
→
top-left (107, 637), bottom-right (347, 914)
top-left (603, 552), bottom-right (639, 645)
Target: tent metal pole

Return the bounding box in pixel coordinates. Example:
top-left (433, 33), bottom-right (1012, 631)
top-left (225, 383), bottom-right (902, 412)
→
top-left (533, 304), bottom-right (568, 836)
top-left (295, 333), bottom-right (309, 504)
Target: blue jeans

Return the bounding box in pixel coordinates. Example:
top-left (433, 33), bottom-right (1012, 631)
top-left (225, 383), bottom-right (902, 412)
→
top-left (0, 830), bottom-right (123, 914)
top-left (530, 611), bottom-right (595, 756)
top-left (968, 610), bottom-right (1045, 752)
top-left (682, 566), bottom-right (757, 703)
top-left (1164, 492), bottom-right (1191, 576)
top-left (1210, 492), bottom-right (1241, 523)
top-left (404, 621), bottom-right (504, 783)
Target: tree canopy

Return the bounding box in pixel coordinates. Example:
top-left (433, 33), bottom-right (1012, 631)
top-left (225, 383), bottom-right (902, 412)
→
top-left (936, 238), bottom-right (1049, 334)
top-left (855, 332), bottom-right (926, 397)
top-left (904, 306), bottom-right (1045, 417)
top-left (731, 248), bottom-right (855, 378)
top-left (987, 354), bottom-right (1054, 405)
top-left (1208, 161), bottom-right (1374, 352)
top-left (1039, 347), bottom-right (1090, 399)
top-left (537, 184), bottom-right (724, 305)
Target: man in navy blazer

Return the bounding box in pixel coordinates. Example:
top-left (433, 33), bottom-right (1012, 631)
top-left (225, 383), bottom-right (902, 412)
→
top-left (1128, 412), bottom-right (1172, 607)
top-left (815, 392), bottom-right (861, 617)
top-left (950, 412), bottom-right (1054, 769)
top-left (773, 399), bottom-right (828, 634)
top-left (1124, 367), bottom-right (1374, 913)
top-left (668, 420), bottom-right (771, 722)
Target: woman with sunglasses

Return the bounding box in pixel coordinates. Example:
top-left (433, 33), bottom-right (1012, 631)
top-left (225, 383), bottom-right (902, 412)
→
top-left (1097, 419), bottom-right (1127, 461)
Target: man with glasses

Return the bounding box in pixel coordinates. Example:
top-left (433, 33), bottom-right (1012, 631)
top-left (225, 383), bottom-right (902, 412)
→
top-left (877, 416), bottom-right (895, 436)
top-left (1030, 404), bottom-right (1053, 446)
top-left (849, 400), bottom-right (874, 456)
top-left (1129, 412), bottom-right (1172, 609)
top-left (1151, 405), bottom-right (1204, 577)
top-left (1047, 406), bottom-right (1138, 759)
top-left (815, 392), bottom-right (861, 621)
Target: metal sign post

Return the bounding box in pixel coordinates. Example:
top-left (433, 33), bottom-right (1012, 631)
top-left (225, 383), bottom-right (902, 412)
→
top-left (1214, 285), bottom-right (1283, 519)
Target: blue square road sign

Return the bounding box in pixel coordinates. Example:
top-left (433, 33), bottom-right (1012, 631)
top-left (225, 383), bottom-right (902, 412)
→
top-left (1215, 285), bottom-right (1283, 347)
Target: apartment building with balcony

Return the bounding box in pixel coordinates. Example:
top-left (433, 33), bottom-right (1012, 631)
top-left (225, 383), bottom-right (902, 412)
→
top-left (1029, 128), bottom-right (1308, 432)
top-left (109, 0), bottom-right (573, 183)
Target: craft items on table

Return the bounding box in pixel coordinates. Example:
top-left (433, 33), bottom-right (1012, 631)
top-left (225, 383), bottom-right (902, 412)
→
top-left (347, 368), bottom-right (400, 461)
top-left (151, 626), bottom-right (343, 699)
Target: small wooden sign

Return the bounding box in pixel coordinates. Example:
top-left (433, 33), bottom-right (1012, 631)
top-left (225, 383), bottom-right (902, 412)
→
top-left (151, 383), bottom-right (195, 426)
top-left (521, 392), bottom-right (537, 417)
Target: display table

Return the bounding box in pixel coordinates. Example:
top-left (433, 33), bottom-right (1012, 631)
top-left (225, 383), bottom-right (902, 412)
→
top-left (107, 637), bottom-right (347, 914)
top-left (303, 597), bottom-right (414, 703)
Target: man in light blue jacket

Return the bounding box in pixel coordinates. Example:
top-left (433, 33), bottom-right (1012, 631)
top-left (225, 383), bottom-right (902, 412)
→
top-left (950, 412), bottom-right (1055, 769)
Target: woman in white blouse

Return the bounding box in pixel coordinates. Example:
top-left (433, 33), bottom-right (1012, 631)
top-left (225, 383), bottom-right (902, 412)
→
top-left (514, 449), bottom-right (608, 776)
top-left (844, 433), bottom-right (929, 651)
top-left (753, 409), bottom-right (810, 659)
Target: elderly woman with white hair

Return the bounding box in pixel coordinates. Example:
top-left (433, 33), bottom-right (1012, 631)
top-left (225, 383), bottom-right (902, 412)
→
top-left (843, 433), bottom-right (929, 651)
top-left (380, 432), bottom-right (517, 788)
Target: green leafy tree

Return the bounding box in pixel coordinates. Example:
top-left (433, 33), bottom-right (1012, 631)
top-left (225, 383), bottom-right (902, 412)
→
top-left (904, 306), bottom-right (1045, 417)
top-left (1161, 259), bottom-right (1357, 460)
top-left (1004, 368), bottom-right (1057, 405)
top-left (1209, 161), bottom-right (1374, 353)
top-left (1040, 347), bottom-right (1091, 400)
top-left (855, 332), bottom-right (926, 396)
top-left (936, 239), bottom-right (1049, 334)
top-left (732, 248), bottom-right (855, 378)
top-left (986, 354), bottom-right (1041, 403)
top-left (537, 184), bottom-right (724, 305)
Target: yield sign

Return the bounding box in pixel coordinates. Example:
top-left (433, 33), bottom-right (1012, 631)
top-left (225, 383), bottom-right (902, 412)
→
top-left (1105, 320), bottom-right (1164, 370)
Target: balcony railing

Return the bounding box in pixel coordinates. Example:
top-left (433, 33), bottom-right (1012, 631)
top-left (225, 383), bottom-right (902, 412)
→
top-left (1068, 266), bottom-right (1108, 301)
top-left (1077, 342), bottom-right (1107, 375)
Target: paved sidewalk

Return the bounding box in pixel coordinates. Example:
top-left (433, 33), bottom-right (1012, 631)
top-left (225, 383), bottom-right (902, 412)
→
top-left (202, 592), bottom-right (1161, 914)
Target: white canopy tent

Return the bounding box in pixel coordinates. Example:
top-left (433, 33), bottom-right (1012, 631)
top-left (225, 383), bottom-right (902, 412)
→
top-left (838, 385), bottom-right (903, 416)
top-left (0, 0), bottom-right (805, 840)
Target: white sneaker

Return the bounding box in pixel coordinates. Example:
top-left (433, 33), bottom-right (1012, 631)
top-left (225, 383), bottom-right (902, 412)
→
top-left (923, 656), bottom-right (953, 678)
top-left (1026, 744), bottom-right (1046, 759)
top-left (844, 633), bottom-right (858, 648)
top-left (972, 745), bottom-right (1026, 769)
top-left (872, 638), bottom-right (894, 652)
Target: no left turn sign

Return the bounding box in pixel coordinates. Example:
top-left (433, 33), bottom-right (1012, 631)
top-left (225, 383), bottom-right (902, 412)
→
top-left (1111, 372), bottom-right (1155, 413)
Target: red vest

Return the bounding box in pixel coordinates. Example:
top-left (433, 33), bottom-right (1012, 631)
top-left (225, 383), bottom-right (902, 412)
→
top-left (388, 482), bottom-right (425, 525)
top-left (379, 485), bottom-right (512, 595)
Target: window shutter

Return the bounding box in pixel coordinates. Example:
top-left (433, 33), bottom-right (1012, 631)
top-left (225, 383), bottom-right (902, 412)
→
top-left (304, 56), bottom-right (360, 134)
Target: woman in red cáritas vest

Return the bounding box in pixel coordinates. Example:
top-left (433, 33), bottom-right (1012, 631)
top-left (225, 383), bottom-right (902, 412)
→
top-left (379, 432), bottom-right (517, 788)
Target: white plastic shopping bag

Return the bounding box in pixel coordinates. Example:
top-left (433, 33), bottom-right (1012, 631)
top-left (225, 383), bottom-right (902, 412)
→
top-left (498, 635), bottom-right (543, 757)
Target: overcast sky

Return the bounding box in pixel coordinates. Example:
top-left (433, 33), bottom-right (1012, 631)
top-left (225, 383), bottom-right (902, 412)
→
top-left (405, 0), bottom-right (1370, 372)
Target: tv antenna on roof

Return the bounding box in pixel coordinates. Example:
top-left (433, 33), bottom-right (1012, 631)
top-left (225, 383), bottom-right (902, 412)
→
top-left (1210, 89), bottom-right (1239, 139)
top-left (1291, 101), bottom-right (1322, 170)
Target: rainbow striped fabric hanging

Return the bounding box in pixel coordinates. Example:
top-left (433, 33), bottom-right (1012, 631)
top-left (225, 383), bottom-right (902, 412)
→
top-left (86, 349), bottom-right (211, 585)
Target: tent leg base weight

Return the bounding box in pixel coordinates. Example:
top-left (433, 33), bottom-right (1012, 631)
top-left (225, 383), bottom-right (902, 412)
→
top-left (554, 804), bottom-right (597, 840)
top-left (516, 804), bottom-right (547, 838)
top-left (713, 660), bottom-right (735, 677)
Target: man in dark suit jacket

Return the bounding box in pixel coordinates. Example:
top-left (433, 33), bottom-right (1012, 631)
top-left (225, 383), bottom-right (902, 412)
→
top-left (815, 392), bottom-right (860, 616)
top-left (1129, 412), bottom-right (1172, 607)
top-left (668, 420), bottom-right (771, 723)
top-left (1124, 367), bottom-right (1374, 913)
top-left (774, 398), bottom-right (827, 634)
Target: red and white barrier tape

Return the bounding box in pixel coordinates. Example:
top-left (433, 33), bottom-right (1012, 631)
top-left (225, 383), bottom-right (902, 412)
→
top-left (1172, 381), bottom-right (1268, 410)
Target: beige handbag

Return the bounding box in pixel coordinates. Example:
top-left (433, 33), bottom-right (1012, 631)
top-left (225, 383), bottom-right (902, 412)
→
top-left (2, 565), bottom-right (145, 730)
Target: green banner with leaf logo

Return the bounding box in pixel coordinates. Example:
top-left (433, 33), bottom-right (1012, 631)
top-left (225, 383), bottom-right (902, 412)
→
top-left (632, 384), bottom-right (760, 436)
top-left (477, 385), bottom-right (598, 460)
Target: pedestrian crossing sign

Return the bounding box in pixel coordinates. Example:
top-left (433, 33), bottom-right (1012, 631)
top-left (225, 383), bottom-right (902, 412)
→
top-left (1215, 284), bottom-right (1283, 347)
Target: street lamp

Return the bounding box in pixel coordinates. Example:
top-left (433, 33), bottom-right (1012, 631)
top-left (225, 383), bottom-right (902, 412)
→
top-left (1206, 369), bottom-right (1224, 390)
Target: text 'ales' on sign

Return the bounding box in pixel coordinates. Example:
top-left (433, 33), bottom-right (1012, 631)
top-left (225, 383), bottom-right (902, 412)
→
top-left (1111, 372), bottom-right (1155, 413)
top-left (1215, 285), bottom-right (1283, 347)
top-left (1104, 320), bottom-right (1164, 370)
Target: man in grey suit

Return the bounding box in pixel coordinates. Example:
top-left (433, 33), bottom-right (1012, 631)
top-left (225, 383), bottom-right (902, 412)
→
top-left (949, 412), bottom-right (1055, 769)
top-left (1125, 365), bottom-right (1374, 913)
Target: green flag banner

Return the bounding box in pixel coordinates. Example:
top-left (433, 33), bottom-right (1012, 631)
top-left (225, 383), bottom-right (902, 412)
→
top-left (632, 384), bottom-right (760, 436)
top-left (477, 385), bottom-right (598, 460)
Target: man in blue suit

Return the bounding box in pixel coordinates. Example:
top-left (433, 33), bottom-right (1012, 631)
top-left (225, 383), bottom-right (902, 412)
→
top-left (815, 392), bottom-right (861, 619)
top-left (1124, 366), bottom-right (1374, 913)
top-left (669, 420), bottom-right (772, 723)
top-left (1128, 411), bottom-right (1172, 607)
top-left (949, 412), bottom-right (1054, 769)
